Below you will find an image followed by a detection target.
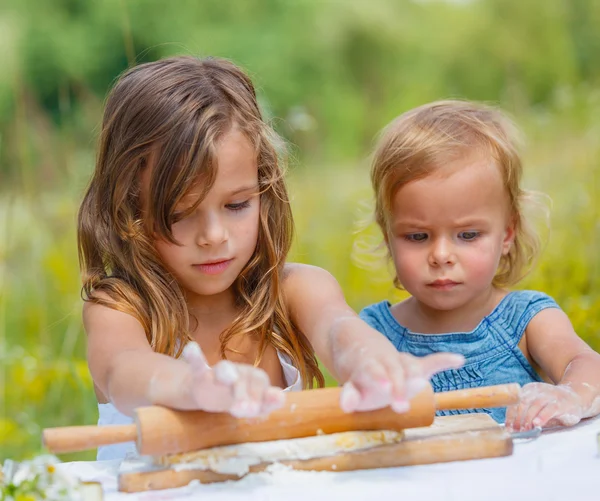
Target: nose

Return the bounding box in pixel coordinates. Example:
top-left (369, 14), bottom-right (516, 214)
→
top-left (428, 236), bottom-right (455, 266)
top-left (196, 212), bottom-right (227, 247)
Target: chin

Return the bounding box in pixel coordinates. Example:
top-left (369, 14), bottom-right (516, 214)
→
top-left (419, 294), bottom-right (468, 311)
top-left (184, 279), bottom-right (237, 298)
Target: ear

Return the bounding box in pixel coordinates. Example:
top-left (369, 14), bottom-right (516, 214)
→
top-left (501, 216), bottom-right (517, 256)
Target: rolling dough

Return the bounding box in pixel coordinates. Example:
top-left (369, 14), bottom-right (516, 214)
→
top-left (154, 430), bottom-right (404, 476)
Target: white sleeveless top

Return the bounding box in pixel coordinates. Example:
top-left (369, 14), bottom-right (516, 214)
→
top-left (96, 351), bottom-right (303, 461)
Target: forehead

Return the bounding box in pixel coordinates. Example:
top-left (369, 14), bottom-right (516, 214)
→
top-left (212, 127), bottom-right (258, 188)
top-left (140, 128), bottom-right (259, 205)
top-left (183, 128), bottom-right (258, 202)
top-left (390, 155), bottom-right (509, 224)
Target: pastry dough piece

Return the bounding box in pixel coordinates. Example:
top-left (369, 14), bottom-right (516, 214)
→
top-left (154, 430), bottom-right (404, 476)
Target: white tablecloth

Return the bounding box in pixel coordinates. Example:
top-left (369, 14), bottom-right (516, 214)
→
top-left (58, 416), bottom-right (600, 501)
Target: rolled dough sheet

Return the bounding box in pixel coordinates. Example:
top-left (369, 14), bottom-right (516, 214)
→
top-left (154, 430), bottom-right (405, 476)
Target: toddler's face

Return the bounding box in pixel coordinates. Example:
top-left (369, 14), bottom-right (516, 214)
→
top-left (387, 154), bottom-right (515, 311)
top-left (152, 127), bottom-right (260, 305)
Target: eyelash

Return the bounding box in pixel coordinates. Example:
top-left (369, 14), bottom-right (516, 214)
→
top-left (170, 200), bottom-right (251, 222)
top-left (404, 233), bottom-right (428, 242)
top-left (403, 231), bottom-right (481, 242)
top-left (226, 200), bottom-right (251, 211)
top-left (459, 231), bottom-right (480, 241)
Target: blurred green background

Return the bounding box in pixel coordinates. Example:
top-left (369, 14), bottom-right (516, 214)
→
top-left (0, 0), bottom-right (599, 461)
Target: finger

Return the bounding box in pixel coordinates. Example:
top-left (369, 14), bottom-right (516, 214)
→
top-left (229, 374), bottom-right (254, 418)
top-left (244, 368), bottom-right (271, 414)
top-left (395, 354), bottom-right (429, 401)
top-left (349, 361), bottom-right (396, 412)
top-left (505, 403), bottom-right (518, 432)
top-left (190, 376), bottom-right (233, 413)
top-left (340, 381), bottom-right (361, 413)
top-left (261, 387), bottom-right (286, 414)
top-left (213, 360), bottom-right (239, 385)
top-left (230, 367), bottom-right (271, 418)
top-left (512, 387), bottom-right (542, 431)
top-left (381, 356), bottom-right (411, 411)
top-left (418, 353), bottom-right (465, 378)
top-left (351, 359), bottom-right (392, 393)
top-left (521, 399), bottom-right (553, 431)
top-left (182, 342), bottom-right (210, 376)
top-left (507, 401), bottom-right (530, 432)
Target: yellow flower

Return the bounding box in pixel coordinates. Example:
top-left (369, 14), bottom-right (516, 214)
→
top-left (15, 495), bottom-right (37, 501)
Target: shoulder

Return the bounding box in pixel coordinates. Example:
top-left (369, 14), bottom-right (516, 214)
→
top-left (492, 290), bottom-right (561, 342)
top-left (283, 262), bottom-right (337, 282)
top-left (497, 290), bottom-right (560, 321)
top-left (282, 263), bottom-right (342, 297)
top-left (508, 289), bottom-right (559, 306)
top-left (281, 263), bottom-right (353, 322)
top-left (82, 291), bottom-right (147, 340)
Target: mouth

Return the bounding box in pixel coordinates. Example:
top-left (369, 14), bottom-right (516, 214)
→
top-left (427, 279), bottom-right (461, 289)
top-left (192, 259), bottom-right (233, 275)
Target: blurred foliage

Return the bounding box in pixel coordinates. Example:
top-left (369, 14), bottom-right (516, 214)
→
top-left (0, 0), bottom-right (599, 461)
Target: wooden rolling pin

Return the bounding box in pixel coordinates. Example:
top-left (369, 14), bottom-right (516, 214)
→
top-left (118, 414), bottom-right (511, 492)
top-left (43, 383), bottom-right (519, 456)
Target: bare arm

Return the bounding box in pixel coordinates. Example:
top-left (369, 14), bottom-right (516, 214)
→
top-left (527, 308), bottom-right (600, 415)
top-left (506, 307), bottom-right (600, 430)
top-left (84, 299), bottom-right (284, 418)
top-left (283, 264), bottom-right (464, 412)
top-left (85, 300), bottom-right (192, 416)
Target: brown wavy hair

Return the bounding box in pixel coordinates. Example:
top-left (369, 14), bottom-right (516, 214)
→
top-left (371, 99), bottom-right (546, 289)
top-left (78, 56), bottom-right (323, 388)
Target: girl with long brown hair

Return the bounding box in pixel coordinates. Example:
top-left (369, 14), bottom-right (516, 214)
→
top-left (78, 56), bottom-right (464, 460)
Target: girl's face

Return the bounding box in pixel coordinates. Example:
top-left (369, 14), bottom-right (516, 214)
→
top-left (153, 128), bottom-right (260, 305)
top-left (387, 154), bottom-right (515, 312)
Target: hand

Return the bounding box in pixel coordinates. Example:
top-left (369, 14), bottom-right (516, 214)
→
top-left (505, 382), bottom-right (585, 432)
top-left (181, 342), bottom-right (285, 418)
top-left (339, 350), bottom-right (465, 413)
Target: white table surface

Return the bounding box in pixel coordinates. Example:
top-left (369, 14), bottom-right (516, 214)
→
top-left (58, 415), bottom-right (600, 501)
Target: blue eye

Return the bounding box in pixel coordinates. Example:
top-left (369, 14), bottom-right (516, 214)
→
top-left (226, 200), bottom-right (251, 211)
top-left (459, 231), bottom-right (480, 241)
top-left (405, 233), bottom-right (428, 242)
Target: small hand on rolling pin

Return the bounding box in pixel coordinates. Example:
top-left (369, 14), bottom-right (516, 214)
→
top-left (335, 337), bottom-right (465, 414)
top-left (505, 382), bottom-right (587, 432)
top-left (178, 342), bottom-right (285, 418)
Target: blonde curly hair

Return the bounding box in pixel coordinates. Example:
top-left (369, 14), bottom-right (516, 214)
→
top-left (371, 99), bottom-right (544, 288)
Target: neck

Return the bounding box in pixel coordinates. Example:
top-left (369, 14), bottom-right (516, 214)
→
top-left (184, 288), bottom-right (238, 339)
top-left (401, 287), bottom-right (505, 334)
top-left (186, 289), bottom-right (237, 317)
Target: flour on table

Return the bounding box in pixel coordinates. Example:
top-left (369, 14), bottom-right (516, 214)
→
top-left (154, 430), bottom-right (404, 476)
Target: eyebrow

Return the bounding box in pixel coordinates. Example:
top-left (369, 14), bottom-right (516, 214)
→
top-left (392, 218), bottom-right (490, 228)
top-left (229, 184), bottom-right (260, 196)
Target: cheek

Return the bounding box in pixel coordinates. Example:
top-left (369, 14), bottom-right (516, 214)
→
top-left (153, 238), bottom-right (183, 270)
top-left (237, 207), bottom-right (260, 247)
top-left (390, 242), bottom-right (421, 278)
top-left (462, 240), bottom-right (503, 276)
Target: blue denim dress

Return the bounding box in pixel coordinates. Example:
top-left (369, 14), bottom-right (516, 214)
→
top-left (359, 290), bottom-right (559, 423)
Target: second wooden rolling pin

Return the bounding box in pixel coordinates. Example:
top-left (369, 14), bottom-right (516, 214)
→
top-left (43, 383), bottom-right (519, 456)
